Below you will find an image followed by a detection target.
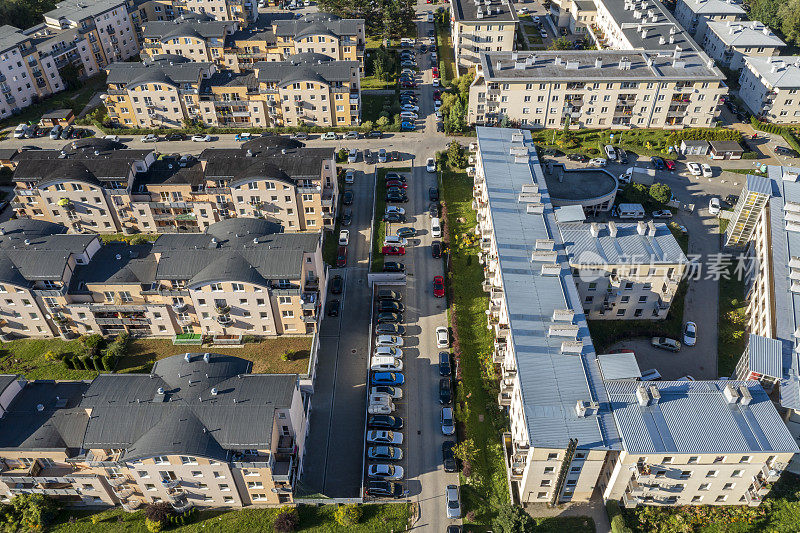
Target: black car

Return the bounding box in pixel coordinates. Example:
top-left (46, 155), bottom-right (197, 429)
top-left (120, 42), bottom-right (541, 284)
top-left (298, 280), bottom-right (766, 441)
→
top-left (383, 212), bottom-right (406, 222)
top-left (567, 153), bottom-right (589, 163)
top-left (725, 194), bottom-right (740, 206)
top-left (368, 414), bottom-right (404, 430)
top-left (439, 378), bottom-right (452, 405)
top-left (429, 203), bottom-right (439, 218)
top-left (376, 323), bottom-right (406, 335)
top-left (437, 121), bottom-right (444, 132)
top-left (396, 227), bottom-right (416, 238)
top-left (342, 190), bottom-right (354, 205)
top-left (367, 130), bottom-right (384, 138)
top-left (439, 351), bottom-right (451, 376)
top-left (342, 208), bottom-right (353, 226)
top-left (442, 441), bottom-right (457, 472)
top-left (60, 125), bottom-right (74, 139)
top-left (165, 133), bottom-right (186, 141)
top-left (429, 187), bottom-right (439, 201)
top-left (432, 241), bottom-right (442, 258)
top-left (377, 311), bottom-right (402, 323)
top-left (383, 262), bottom-right (405, 273)
top-left (390, 150), bottom-right (400, 161)
top-left (330, 275), bottom-right (343, 294)
top-left (327, 299), bottom-right (340, 316)
top-left (386, 194), bottom-right (408, 204)
top-left (366, 480), bottom-right (405, 499)
top-left (616, 147), bottom-right (628, 164)
top-left (364, 149), bottom-right (375, 164)
top-left (377, 289), bottom-right (402, 301)
top-left (775, 146), bottom-right (798, 157)
top-left (384, 172), bottom-right (406, 182)
top-left (379, 300), bottom-right (404, 313)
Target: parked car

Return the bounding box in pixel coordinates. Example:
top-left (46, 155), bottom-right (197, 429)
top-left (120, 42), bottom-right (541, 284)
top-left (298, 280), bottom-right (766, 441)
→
top-left (344, 131), bottom-right (360, 140)
top-left (383, 212), bottom-right (406, 222)
top-left (342, 190), bottom-right (354, 205)
top-left (368, 463), bottom-right (404, 481)
top-left (367, 430), bottom-right (403, 445)
top-left (377, 312), bottom-right (403, 323)
top-left (439, 378), bottom-right (452, 404)
top-left (60, 125), bottom-right (74, 139)
top-left (604, 145), bottom-right (617, 160)
top-left (390, 150), bottom-right (401, 161)
top-left (377, 289), bottom-right (402, 301)
top-left (366, 480), bottom-right (404, 498)
top-left (701, 163), bottom-right (713, 178)
top-left (446, 484), bottom-right (461, 519)
top-left (383, 262), bottom-right (405, 273)
top-left (401, 122), bottom-right (415, 131)
top-left (650, 156), bottom-right (665, 170)
top-left (429, 187), bottom-right (439, 201)
top-left (13, 124), bottom-right (27, 139)
top-left (342, 208), bottom-right (353, 226)
top-left (725, 194), bottom-right (739, 206)
top-left (378, 301), bottom-right (404, 313)
top-left (708, 197), bottom-right (721, 215)
top-left (372, 385), bottom-right (402, 399)
top-left (376, 323), bottom-right (405, 335)
top-left (651, 336), bottom-right (681, 352)
top-left (431, 241), bottom-right (442, 259)
top-left (234, 132), bottom-right (252, 142)
top-left (439, 351), bottom-right (452, 377)
top-left (383, 235), bottom-right (409, 247)
top-left (371, 356), bottom-right (402, 372)
top-left (191, 134), bottom-right (212, 142)
top-left (426, 157), bottom-right (436, 173)
top-left (443, 441), bottom-right (457, 472)
top-left (371, 372), bottom-right (405, 386)
top-left (687, 162), bottom-right (701, 176)
top-left (378, 148), bottom-right (387, 163)
top-left (589, 158), bottom-right (607, 167)
top-left (364, 149), bottom-right (376, 164)
top-left (683, 321), bottom-right (697, 347)
top-left (291, 132), bottom-right (309, 140)
top-left (336, 245), bottom-right (347, 267)
top-left (385, 171), bottom-right (407, 182)
top-left (436, 326), bottom-right (449, 348)
top-left (385, 180), bottom-right (407, 189)
top-left (49, 125), bottom-right (63, 139)
top-left (616, 147), bottom-right (628, 164)
top-left (775, 145), bottom-right (797, 157)
top-left (322, 132), bottom-right (338, 140)
top-left (385, 192), bottom-right (408, 203)
top-left (651, 210), bottom-right (673, 218)
top-left (441, 407), bottom-right (455, 435)
top-left (330, 275), bottom-right (343, 294)
top-left (368, 446), bottom-right (403, 461)
top-left (640, 368), bottom-right (663, 381)
top-left (664, 159), bottom-right (676, 170)
top-left (368, 414), bottom-right (403, 431)
top-left (433, 275), bottom-right (445, 298)
top-left (396, 227), bottom-right (416, 238)
top-left (344, 169), bottom-right (356, 184)
top-left (376, 335), bottom-right (404, 348)
top-left (327, 299), bottom-right (340, 316)
top-left (567, 153), bottom-right (589, 163)
top-left (338, 229), bottom-right (350, 246)
top-left (348, 148), bottom-right (359, 163)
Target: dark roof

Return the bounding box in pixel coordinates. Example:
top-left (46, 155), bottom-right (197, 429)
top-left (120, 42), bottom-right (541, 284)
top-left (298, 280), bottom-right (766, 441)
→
top-left (152, 219), bottom-right (318, 285)
top-left (0, 148), bottom-right (18, 160)
top-left (134, 157), bottom-right (205, 187)
top-left (0, 219), bottom-right (97, 283)
top-left (710, 140), bottom-right (744, 152)
top-left (106, 58), bottom-right (212, 87)
top-left (143, 19), bottom-right (233, 41)
top-left (81, 353), bottom-right (297, 457)
top-left (0, 374), bottom-right (18, 395)
top-left (200, 143), bottom-right (333, 181)
top-left (40, 108), bottom-right (73, 119)
top-left (69, 243), bottom-right (157, 289)
top-left (0, 380), bottom-right (91, 451)
top-left (452, 0), bottom-right (518, 22)
top-left (200, 70), bottom-right (259, 93)
top-left (227, 12), bottom-right (294, 44)
top-left (254, 58), bottom-right (356, 86)
top-left (273, 13), bottom-right (363, 38)
top-left (12, 147), bottom-right (151, 184)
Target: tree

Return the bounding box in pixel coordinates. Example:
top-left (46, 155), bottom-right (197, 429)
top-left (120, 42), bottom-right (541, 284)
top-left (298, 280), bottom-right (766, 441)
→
top-left (746, 0), bottom-right (782, 34)
top-left (779, 0), bottom-right (800, 46)
top-left (548, 36), bottom-right (573, 50)
top-left (273, 507), bottom-right (299, 532)
top-left (334, 504), bottom-right (363, 526)
top-left (453, 438), bottom-right (478, 465)
top-left (649, 182), bottom-right (672, 205)
top-left (622, 182), bottom-right (650, 205)
top-left (455, 70), bottom-right (475, 102)
top-left (376, 115), bottom-right (390, 128)
top-left (447, 141), bottom-right (467, 168)
top-left (448, 97), bottom-right (466, 133)
top-left (144, 502), bottom-right (174, 527)
top-left (8, 494), bottom-right (59, 529)
top-left (492, 504), bottom-right (534, 533)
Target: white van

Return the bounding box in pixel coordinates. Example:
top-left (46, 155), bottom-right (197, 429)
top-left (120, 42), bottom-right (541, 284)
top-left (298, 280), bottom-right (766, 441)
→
top-left (383, 235), bottom-right (408, 248)
top-left (368, 396), bottom-right (395, 414)
top-left (13, 124), bottom-right (27, 139)
top-left (613, 203), bottom-right (645, 219)
top-left (431, 217), bottom-right (442, 238)
top-left (371, 356), bottom-right (403, 372)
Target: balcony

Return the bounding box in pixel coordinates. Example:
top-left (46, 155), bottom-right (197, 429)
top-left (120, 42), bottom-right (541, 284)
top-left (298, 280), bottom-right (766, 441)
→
top-left (122, 499), bottom-right (142, 512)
top-left (273, 456), bottom-right (293, 483)
top-left (172, 301), bottom-right (188, 313)
top-left (161, 478), bottom-right (180, 489)
top-left (301, 291), bottom-right (318, 310)
top-left (14, 188), bottom-right (39, 196)
top-left (497, 381), bottom-right (513, 406)
top-left (762, 463), bottom-right (783, 482)
top-left (107, 476), bottom-right (127, 488)
top-left (217, 314), bottom-right (233, 326)
top-left (115, 487), bottom-right (135, 499)
top-left (622, 492), bottom-right (642, 508)
top-left (745, 489), bottom-right (762, 506)
top-left (172, 499), bottom-right (193, 513)
top-left (301, 314), bottom-right (317, 323)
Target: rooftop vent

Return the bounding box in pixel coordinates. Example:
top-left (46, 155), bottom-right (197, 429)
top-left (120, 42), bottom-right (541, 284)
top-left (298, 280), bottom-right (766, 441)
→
top-left (575, 400), bottom-right (599, 417)
top-left (511, 131), bottom-right (524, 143)
top-left (673, 45), bottom-right (682, 59)
top-left (246, 149), bottom-right (253, 157)
top-left (595, 57), bottom-right (603, 68)
top-left (553, 309), bottom-right (574, 322)
top-left (36, 404), bottom-right (44, 412)
top-left (535, 238), bottom-right (555, 250)
top-left (647, 220), bottom-right (657, 237)
top-left (738, 385), bottom-right (752, 405)
top-left (659, 36), bottom-right (666, 45)
top-left (608, 220), bottom-right (618, 237)
top-left (636, 384), bottom-right (649, 406)
top-left (565, 60), bottom-right (579, 70)
top-left (526, 54), bottom-right (536, 65)
top-left (590, 222), bottom-right (600, 237)
top-left (24, 239), bottom-right (30, 245)
top-left (723, 383), bottom-right (740, 404)
top-left (554, 56), bottom-right (562, 65)
top-left (561, 340), bottom-right (584, 354)
top-left (637, 221), bottom-right (647, 235)
top-left (115, 254), bottom-right (122, 260)
top-left (184, 353), bottom-right (192, 362)
top-left (211, 387), bottom-right (218, 396)
top-left (157, 387), bottom-right (165, 395)
top-left (203, 352), bottom-right (210, 363)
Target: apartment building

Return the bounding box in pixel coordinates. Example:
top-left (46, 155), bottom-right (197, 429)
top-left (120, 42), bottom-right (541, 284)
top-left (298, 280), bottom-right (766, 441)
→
top-left (467, 50), bottom-right (725, 128)
top-left (701, 20), bottom-right (785, 70)
top-left (674, 0), bottom-right (745, 41)
top-left (0, 217), bottom-right (325, 339)
top-left (0, 219), bottom-right (102, 339)
top-left (449, 0), bottom-right (518, 70)
top-left (560, 220), bottom-right (686, 320)
top-left (0, 26), bottom-right (68, 119)
top-left (192, 54), bottom-right (361, 128)
top-left (104, 56), bottom-right (216, 128)
top-left (141, 14), bottom-right (237, 64)
top-left (0, 353), bottom-right (308, 509)
top-left (471, 126), bottom-right (797, 508)
top-left (739, 56), bottom-right (800, 124)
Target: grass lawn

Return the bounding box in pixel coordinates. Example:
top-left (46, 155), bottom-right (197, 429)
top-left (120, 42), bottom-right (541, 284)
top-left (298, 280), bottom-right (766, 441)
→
top-left (435, 20), bottom-right (458, 84)
top-left (361, 93), bottom-right (400, 124)
top-left (372, 167), bottom-right (411, 272)
top-left (0, 336), bottom-right (311, 380)
top-left (49, 503), bottom-right (410, 533)
top-left (718, 262), bottom-right (747, 377)
top-left (439, 162), bottom-right (510, 526)
top-left (668, 222), bottom-right (689, 254)
top-left (0, 74), bottom-right (107, 132)
top-left (98, 233), bottom-right (159, 244)
top-left (361, 47), bottom-right (399, 90)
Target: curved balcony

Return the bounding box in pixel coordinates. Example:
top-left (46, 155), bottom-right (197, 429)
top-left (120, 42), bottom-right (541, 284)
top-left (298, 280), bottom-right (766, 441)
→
top-left (115, 487), bottom-right (135, 499)
top-left (122, 499), bottom-right (142, 512)
top-left (217, 314), bottom-right (233, 325)
top-left (172, 500), bottom-right (194, 513)
top-left (172, 301), bottom-right (188, 313)
top-left (161, 478), bottom-right (180, 489)
top-left (107, 476), bottom-right (127, 487)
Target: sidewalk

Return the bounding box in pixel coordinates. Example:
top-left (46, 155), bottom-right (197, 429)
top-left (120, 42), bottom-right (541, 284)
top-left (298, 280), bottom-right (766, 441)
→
top-left (523, 495), bottom-right (611, 533)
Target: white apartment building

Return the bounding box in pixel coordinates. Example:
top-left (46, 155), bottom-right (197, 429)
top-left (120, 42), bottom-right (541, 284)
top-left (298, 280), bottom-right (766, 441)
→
top-left (674, 0), bottom-right (745, 41)
top-left (472, 126), bottom-right (797, 508)
top-left (702, 20), bottom-right (785, 71)
top-left (467, 50), bottom-right (725, 128)
top-left (449, 0), bottom-right (518, 70)
top-left (739, 56), bottom-right (800, 124)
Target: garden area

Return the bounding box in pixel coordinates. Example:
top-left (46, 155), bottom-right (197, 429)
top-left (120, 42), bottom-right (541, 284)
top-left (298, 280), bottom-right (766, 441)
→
top-left (362, 45), bottom-right (399, 91)
top-left (608, 472), bottom-right (800, 533)
top-left (717, 259), bottom-right (748, 378)
top-left (360, 93), bottom-right (403, 128)
top-left (371, 167), bottom-right (411, 272)
top-left (0, 334), bottom-right (312, 380)
top-left (434, 9), bottom-right (458, 84)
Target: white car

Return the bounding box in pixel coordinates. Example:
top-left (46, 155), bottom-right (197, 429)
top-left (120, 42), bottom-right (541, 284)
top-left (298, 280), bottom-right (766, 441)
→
top-left (604, 145), bottom-right (617, 160)
top-left (540, 30), bottom-right (548, 38)
top-left (589, 158), bottom-right (607, 167)
top-left (436, 326), bottom-right (449, 348)
top-left (446, 484), bottom-right (461, 519)
top-left (13, 124), bottom-right (27, 139)
top-left (401, 104), bottom-right (419, 112)
top-left (374, 346), bottom-right (403, 359)
top-left (385, 206), bottom-right (405, 216)
top-left (708, 197), bottom-right (721, 215)
top-left (683, 321), bottom-right (697, 347)
top-left (142, 133), bottom-right (159, 143)
top-left (371, 356), bottom-right (403, 372)
top-left (426, 157), bottom-right (436, 173)
top-left (400, 111), bottom-right (418, 120)
top-left (701, 163), bottom-right (713, 178)
top-left (191, 134), bottom-right (211, 142)
top-left (104, 134), bottom-right (120, 142)
top-left (651, 210), bottom-right (673, 219)
top-left (687, 162), bottom-right (701, 176)
top-left (348, 148), bottom-right (358, 163)
top-left (338, 230), bottom-right (350, 246)
top-left (432, 78), bottom-right (440, 87)
top-left (345, 169), bottom-right (355, 184)
top-left (369, 464), bottom-right (404, 480)
top-left (441, 407), bottom-right (455, 435)
top-left (371, 385), bottom-right (403, 399)
top-left (376, 335), bottom-right (404, 347)
top-left (367, 430), bottom-right (403, 444)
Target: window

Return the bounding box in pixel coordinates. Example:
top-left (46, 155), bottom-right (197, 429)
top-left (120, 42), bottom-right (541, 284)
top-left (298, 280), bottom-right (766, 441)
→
top-left (723, 482), bottom-right (735, 490)
top-left (706, 470), bottom-right (718, 478)
top-left (699, 483), bottom-right (710, 491)
top-left (247, 481), bottom-right (264, 489)
top-left (180, 456), bottom-right (198, 465)
top-left (713, 456), bottom-right (725, 463)
top-left (231, 283), bottom-right (244, 292)
top-left (692, 495), bottom-right (703, 502)
top-left (540, 480), bottom-right (551, 487)
top-left (279, 296), bottom-right (291, 305)
top-left (145, 483), bottom-right (156, 491)
top-left (138, 471), bottom-right (149, 478)
top-left (219, 484), bottom-right (230, 491)
top-left (210, 283), bottom-right (223, 292)
top-left (544, 466), bottom-right (555, 473)
top-left (191, 471), bottom-right (202, 477)
top-left (223, 496), bottom-right (234, 503)
top-left (282, 310), bottom-right (294, 318)
top-left (153, 456), bottom-right (169, 465)
top-left (548, 453), bottom-right (559, 460)
top-left (739, 456), bottom-right (751, 463)
top-left (715, 495), bottom-right (727, 502)
top-left (688, 456), bottom-right (699, 464)
top-left (537, 492), bottom-right (548, 499)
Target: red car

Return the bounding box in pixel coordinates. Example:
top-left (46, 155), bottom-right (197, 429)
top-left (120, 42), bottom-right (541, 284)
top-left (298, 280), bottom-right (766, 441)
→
top-left (433, 90), bottom-right (441, 98)
top-left (382, 246), bottom-right (406, 256)
top-left (432, 67), bottom-right (440, 75)
top-left (432, 71), bottom-right (440, 79)
top-left (664, 159), bottom-right (676, 170)
top-left (385, 180), bottom-right (408, 189)
top-left (433, 276), bottom-right (445, 298)
top-left (336, 246), bottom-right (347, 267)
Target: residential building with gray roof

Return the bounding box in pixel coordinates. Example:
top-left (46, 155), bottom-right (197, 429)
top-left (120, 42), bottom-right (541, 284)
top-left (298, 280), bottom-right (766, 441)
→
top-left (674, 0), bottom-right (745, 41)
top-left (701, 20), bottom-right (785, 70)
top-left (739, 56), bottom-right (800, 124)
top-left (449, 0), bottom-right (519, 69)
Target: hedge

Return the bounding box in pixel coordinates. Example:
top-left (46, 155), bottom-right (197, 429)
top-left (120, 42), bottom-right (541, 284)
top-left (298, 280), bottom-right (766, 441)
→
top-left (78, 356), bottom-right (91, 370)
top-left (666, 127), bottom-right (742, 144)
top-left (94, 121), bottom-right (402, 137)
top-left (750, 117), bottom-right (800, 155)
top-left (606, 501), bottom-right (632, 533)
top-left (92, 357), bottom-right (103, 371)
top-left (63, 356), bottom-right (74, 369)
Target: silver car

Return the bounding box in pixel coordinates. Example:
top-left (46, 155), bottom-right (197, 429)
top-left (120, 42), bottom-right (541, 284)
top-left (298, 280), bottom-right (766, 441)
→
top-left (446, 484), bottom-right (461, 519)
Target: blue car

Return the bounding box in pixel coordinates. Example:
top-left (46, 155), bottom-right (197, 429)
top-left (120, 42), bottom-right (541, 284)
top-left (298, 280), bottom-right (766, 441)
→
top-left (650, 156), bottom-right (665, 170)
top-left (401, 121), bottom-right (415, 131)
top-left (372, 372), bottom-right (405, 386)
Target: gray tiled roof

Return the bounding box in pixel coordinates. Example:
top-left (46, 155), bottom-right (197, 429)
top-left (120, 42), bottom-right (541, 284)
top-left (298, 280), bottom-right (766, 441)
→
top-left (81, 353), bottom-right (297, 457)
top-left (706, 20), bottom-right (785, 48)
top-left (273, 13), bottom-right (363, 38)
top-left (559, 221), bottom-right (687, 265)
top-left (106, 58), bottom-right (213, 87)
top-left (0, 25), bottom-right (29, 54)
top-left (143, 19), bottom-right (233, 41)
top-left (606, 380), bottom-right (798, 454)
top-left (604, 0), bottom-right (701, 52)
top-left (254, 57), bottom-right (357, 86)
top-left (69, 243), bottom-right (157, 290)
top-left (679, 0), bottom-right (745, 15)
top-left (12, 148), bottom-right (151, 184)
top-left (45, 0), bottom-right (127, 23)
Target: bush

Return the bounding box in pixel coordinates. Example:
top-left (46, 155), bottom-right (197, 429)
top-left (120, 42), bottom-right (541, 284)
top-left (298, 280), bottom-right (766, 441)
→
top-left (81, 334), bottom-right (105, 357)
top-left (607, 501), bottom-right (632, 533)
top-left (334, 504), bottom-right (363, 526)
top-left (145, 518), bottom-right (163, 533)
top-left (63, 356), bottom-right (74, 369)
top-left (101, 355), bottom-right (114, 371)
top-left (92, 357), bottom-right (103, 371)
top-left (273, 507), bottom-right (299, 532)
top-left (6, 494), bottom-right (59, 528)
top-left (649, 182), bottom-right (672, 205)
top-left (336, 148), bottom-right (348, 163)
top-left (128, 234), bottom-right (150, 245)
top-left (144, 502), bottom-right (174, 529)
top-left (742, 151), bottom-right (758, 159)
top-left (78, 355), bottom-right (92, 370)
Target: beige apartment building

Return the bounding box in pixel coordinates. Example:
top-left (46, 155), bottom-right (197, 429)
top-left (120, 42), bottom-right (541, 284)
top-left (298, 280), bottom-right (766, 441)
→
top-left (141, 14), bottom-right (237, 64)
top-left (739, 56), bottom-right (800, 124)
top-left (468, 50), bottom-right (725, 128)
top-left (449, 0), bottom-right (518, 70)
top-left (701, 20), bottom-right (785, 71)
top-left (0, 353), bottom-right (308, 509)
top-left (0, 217), bottom-right (325, 340)
top-left (560, 221), bottom-right (686, 320)
top-left (472, 127), bottom-right (796, 509)
top-left (674, 0), bottom-right (745, 42)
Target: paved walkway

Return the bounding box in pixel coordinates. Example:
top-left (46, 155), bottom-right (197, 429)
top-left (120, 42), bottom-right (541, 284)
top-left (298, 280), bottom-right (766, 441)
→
top-left (524, 495), bottom-right (611, 533)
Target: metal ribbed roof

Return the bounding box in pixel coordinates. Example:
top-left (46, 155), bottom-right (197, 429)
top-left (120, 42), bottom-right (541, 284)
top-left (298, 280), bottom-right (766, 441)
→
top-left (597, 353), bottom-right (642, 380)
top-left (559, 222), bottom-right (686, 265)
top-left (747, 334), bottom-right (783, 379)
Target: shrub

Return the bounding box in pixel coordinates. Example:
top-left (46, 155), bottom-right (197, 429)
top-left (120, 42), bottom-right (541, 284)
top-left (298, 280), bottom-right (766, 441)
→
top-left (273, 507), bottom-right (299, 532)
top-left (101, 355), bottom-right (114, 372)
top-left (7, 494), bottom-right (59, 528)
top-left (92, 357), bottom-right (103, 371)
top-left (742, 151), bottom-right (758, 159)
top-left (607, 501), bottom-right (632, 533)
top-left (63, 357), bottom-right (74, 370)
top-left (145, 518), bottom-right (163, 533)
top-left (82, 333), bottom-right (105, 357)
top-left (144, 502), bottom-right (174, 528)
top-left (78, 356), bottom-right (92, 370)
top-left (649, 182), bottom-right (672, 205)
top-left (334, 504), bottom-right (363, 526)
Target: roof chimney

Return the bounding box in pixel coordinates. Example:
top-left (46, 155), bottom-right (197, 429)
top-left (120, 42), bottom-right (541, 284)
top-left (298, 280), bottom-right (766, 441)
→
top-left (157, 387), bottom-right (165, 395)
top-left (203, 352), bottom-right (210, 363)
top-left (640, 28), bottom-right (648, 39)
top-left (184, 353), bottom-right (191, 362)
top-left (673, 45), bottom-right (682, 59)
top-left (648, 385), bottom-right (661, 404)
top-left (608, 220), bottom-right (618, 237)
top-left (636, 384), bottom-right (650, 406)
top-left (211, 387), bottom-right (218, 396)
top-left (738, 385), bottom-right (753, 405)
top-left (636, 221), bottom-right (647, 235)
top-left (647, 220), bottom-right (657, 237)
top-left (595, 57), bottom-right (603, 68)
top-left (723, 383), bottom-right (740, 404)
top-left (590, 222), bottom-right (600, 237)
